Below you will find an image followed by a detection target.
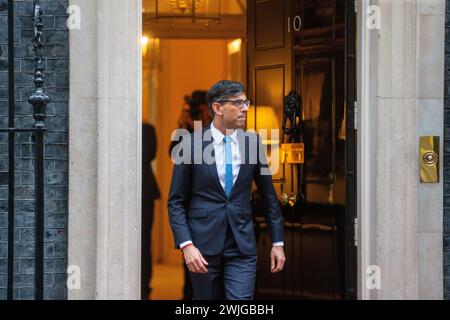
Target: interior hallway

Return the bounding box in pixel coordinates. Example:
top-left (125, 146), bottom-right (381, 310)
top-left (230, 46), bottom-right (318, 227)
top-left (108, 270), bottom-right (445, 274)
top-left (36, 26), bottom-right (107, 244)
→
top-left (150, 264), bottom-right (184, 300)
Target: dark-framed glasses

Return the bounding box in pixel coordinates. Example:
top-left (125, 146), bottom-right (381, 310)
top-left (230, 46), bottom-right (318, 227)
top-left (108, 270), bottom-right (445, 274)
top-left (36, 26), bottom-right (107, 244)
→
top-left (217, 99), bottom-right (251, 109)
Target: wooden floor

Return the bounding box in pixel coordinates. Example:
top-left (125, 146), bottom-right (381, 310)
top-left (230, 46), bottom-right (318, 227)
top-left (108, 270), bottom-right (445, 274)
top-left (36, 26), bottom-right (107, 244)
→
top-left (150, 263), bottom-right (184, 300)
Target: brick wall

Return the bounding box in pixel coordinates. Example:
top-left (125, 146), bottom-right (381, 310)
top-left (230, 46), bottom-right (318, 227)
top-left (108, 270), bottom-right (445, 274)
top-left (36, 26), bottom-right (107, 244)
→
top-left (0, 0), bottom-right (69, 300)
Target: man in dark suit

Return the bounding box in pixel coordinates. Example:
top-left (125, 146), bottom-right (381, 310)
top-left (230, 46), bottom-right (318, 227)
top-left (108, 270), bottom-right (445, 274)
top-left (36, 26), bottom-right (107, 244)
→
top-left (168, 80), bottom-right (285, 300)
top-left (142, 123), bottom-right (160, 300)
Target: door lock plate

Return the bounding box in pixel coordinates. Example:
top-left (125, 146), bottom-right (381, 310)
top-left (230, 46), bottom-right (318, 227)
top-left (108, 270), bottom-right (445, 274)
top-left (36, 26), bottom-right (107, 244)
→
top-left (420, 136), bottom-right (439, 183)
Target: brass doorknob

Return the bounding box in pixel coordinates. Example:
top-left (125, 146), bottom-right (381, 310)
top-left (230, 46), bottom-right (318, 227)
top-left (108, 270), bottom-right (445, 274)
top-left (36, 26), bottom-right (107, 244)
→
top-left (423, 151), bottom-right (437, 166)
top-left (279, 193), bottom-right (288, 206)
top-left (288, 193), bottom-right (297, 207)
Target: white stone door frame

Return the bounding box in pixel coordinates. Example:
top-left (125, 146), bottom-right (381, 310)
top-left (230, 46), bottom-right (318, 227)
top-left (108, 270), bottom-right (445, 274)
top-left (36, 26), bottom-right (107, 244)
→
top-left (66, 0), bottom-right (372, 301)
top-left (356, 0), bottom-right (445, 299)
top-left (68, 0), bottom-right (143, 299)
top-left (67, 0), bottom-right (446, 301)
top-left (356, 0), bottom-right (372, 300)
top-left (67, 0), bottom-right (370, 300)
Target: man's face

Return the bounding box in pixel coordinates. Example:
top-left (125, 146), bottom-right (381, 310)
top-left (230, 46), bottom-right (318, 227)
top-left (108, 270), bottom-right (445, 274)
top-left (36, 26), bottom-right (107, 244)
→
top-left (219, 93), bottom-right (249, 130)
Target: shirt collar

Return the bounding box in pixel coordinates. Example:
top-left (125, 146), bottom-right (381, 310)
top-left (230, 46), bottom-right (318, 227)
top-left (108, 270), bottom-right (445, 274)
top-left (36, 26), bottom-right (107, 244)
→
top-left (210, 122), bottom-right (238, 145)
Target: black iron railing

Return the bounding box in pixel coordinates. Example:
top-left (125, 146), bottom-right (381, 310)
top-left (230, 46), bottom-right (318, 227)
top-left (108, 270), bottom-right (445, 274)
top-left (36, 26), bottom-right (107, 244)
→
top-left (0, 0), bottom-right (49, 300)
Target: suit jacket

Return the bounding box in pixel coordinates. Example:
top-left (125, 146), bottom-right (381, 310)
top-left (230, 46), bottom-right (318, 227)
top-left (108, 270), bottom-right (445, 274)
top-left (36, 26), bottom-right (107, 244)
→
top-left (168, 129), bottom-right (284, 256)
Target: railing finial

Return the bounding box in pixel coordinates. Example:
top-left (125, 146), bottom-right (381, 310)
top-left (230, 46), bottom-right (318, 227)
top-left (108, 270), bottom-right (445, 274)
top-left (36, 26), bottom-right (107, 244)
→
top-left (28, 0), bottom-right (50, 129)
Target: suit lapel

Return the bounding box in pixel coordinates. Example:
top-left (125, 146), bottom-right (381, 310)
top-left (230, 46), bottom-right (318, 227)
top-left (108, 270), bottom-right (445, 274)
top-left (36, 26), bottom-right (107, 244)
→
top-left (228, 131), bottom-right (250, 198)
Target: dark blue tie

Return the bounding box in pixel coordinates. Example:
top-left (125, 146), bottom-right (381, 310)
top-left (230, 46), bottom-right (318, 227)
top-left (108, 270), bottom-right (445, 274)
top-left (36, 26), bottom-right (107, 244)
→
top-left (224, 136), bottom-right (233, 196)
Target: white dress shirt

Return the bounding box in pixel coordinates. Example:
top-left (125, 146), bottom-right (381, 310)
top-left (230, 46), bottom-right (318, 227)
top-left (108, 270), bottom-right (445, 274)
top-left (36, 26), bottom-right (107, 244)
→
top-left (179, 122), bottom-right (283, 249)
top-left (211, 121), bottom-right (241, 191)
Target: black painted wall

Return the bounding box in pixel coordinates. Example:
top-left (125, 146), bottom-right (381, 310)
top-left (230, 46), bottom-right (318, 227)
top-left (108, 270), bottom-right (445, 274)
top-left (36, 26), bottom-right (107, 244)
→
top-left (0, 0), bottom-right (69, 299)
top-left (444, 0), bottom-right (450, 302)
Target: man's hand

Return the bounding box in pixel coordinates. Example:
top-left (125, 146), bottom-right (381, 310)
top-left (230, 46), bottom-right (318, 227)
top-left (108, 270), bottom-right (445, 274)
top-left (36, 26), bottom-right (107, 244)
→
top-left (182, 245), bottom-right (209, 273)
top-left (270, 246), bottom-right (286, 273)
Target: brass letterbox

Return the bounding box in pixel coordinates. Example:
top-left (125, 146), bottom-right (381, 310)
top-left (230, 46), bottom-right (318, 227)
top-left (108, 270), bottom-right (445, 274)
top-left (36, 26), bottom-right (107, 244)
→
top-left (281, 143), bottom-right (304, 164)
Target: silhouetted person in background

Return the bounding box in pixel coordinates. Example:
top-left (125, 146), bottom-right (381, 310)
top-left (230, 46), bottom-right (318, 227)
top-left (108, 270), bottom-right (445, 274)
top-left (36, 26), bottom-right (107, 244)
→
top-left (142, 123), bottom-right (161, 300)
top-left (169, 90), bottom-right (210, 300)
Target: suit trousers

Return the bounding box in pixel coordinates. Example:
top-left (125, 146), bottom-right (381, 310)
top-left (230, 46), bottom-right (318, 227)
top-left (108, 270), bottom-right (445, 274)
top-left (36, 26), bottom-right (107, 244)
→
top-left (189, 223), bottom-right (257, 300)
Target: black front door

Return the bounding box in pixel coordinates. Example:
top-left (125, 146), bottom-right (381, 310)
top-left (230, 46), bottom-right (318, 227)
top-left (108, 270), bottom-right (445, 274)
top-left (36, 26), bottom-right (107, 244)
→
top-left (247, 0), bottom-right (356, 300)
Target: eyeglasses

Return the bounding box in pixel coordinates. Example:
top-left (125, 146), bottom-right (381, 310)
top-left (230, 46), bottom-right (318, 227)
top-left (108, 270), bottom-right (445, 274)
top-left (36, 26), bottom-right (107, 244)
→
top-left (216, 99), bottom-right (251, 109)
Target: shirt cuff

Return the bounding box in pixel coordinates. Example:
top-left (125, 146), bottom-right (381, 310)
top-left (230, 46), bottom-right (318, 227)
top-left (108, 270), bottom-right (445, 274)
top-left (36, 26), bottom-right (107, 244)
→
top-left (179, 240), bottom-right (193, 249)
top-left (272, 241), bottom-right (284, 247)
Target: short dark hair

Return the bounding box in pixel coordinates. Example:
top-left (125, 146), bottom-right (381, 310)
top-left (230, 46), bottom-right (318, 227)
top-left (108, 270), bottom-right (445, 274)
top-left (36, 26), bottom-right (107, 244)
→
top-left (206, 80), bottom-right (246, 118)
top-left (184, 90), bottom-right (207, 120)
top-left (184, 90), bottom-right (207, 108)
